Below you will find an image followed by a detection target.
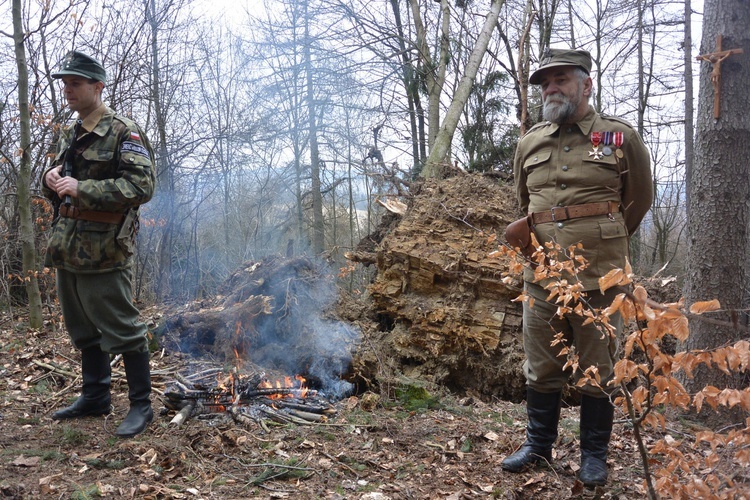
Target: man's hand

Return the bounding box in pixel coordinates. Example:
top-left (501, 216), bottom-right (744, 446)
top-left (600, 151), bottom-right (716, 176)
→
top-left (45, 166), bottom-right (79, 199)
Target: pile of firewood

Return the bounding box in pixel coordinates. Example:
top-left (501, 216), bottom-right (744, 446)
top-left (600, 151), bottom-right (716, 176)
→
top-left (161, 363), bottom-right (337, 431)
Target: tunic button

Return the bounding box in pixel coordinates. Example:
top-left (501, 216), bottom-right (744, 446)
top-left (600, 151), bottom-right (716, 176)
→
top-left (562, 165), bottom-right (569, 171)
top-left (563, 146), bottom-right (571, 152)
top-left (566, 128), bottom-right (573, 133)
top-left (533, 156), bottom-right (538, 161)
top-left (560, 183), bottom-right (567, 189)
top-left (129, 157), bottom-right (135, 161)
top-left (557, 222), bottom-right (564, 229)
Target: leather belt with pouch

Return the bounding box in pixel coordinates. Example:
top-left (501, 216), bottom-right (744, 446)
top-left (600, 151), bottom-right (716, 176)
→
top-left (504, 201), bottom-right (620, 260)
top-left (530, 201), bottom-right (619, 225)
top-left (59, 205), bottom-right (125, 225)
top-left (504, 215), bottom-right (535, 259)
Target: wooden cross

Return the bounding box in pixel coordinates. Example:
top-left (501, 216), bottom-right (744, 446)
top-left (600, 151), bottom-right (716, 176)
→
top-left (696, 35), bottom-right (744, 119)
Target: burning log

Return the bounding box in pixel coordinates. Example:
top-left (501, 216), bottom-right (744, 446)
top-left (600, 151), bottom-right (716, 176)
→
top-left (240, 387), bottom-right (315, 399)
top-left (287, 409), bottom-right (327, 422)
top-left (163, 368), bottom-right (337, 428)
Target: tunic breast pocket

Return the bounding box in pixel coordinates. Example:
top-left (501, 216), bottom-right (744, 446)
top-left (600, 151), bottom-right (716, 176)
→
top-left (579, 153), bottom-right (620, 187)
top-left (81, 147), bottom-right (116, 179)
top-left (76, 220), bottom-right (119, 267)
top-left (523, 148), bottom-right (552, 187)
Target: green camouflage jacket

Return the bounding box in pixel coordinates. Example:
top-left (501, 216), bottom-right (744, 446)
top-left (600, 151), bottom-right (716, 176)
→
top-left (42, 106), bottom-right (156, 273)
top-left (513, 106), bottom-right (653, 291)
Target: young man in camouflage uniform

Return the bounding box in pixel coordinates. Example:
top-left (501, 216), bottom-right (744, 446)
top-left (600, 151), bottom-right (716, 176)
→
top-left (502, 49), bottom-right (653, 485)
top-left (42, 51), bottom-right (156, 438)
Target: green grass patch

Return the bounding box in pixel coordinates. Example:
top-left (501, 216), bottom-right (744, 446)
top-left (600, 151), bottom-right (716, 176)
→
top-left (54, 426), bottom-right (90, 446)
top-left (84, 458), bottom-right (126, 470)
top-left (248, 457), bottom-right (310, 486)
top-left (344, 409), bottom-right (375, 426)
top-left (70, 484), bottom-right (101, 499)
top-left (313, 429), bottom-right (339, 441)
top-left (17, 416), bottom-right (41, 425)
top-left (560, 416), bottom-right (580, 437)
top-left (29, 379), bottom-right (53, 395)
top-left (395, 385), bottom-right (441, 411)
top-left (0, 448), bottom-right (65, 462)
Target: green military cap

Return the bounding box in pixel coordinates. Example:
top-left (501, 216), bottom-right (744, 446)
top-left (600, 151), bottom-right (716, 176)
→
top-left (529, 48), bottom-right (592, 85)
top-left (52, 51), bottom-right (106, 83)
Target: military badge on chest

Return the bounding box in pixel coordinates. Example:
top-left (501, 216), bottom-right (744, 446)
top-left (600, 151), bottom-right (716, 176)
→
top-left (588, 131), bottom-right (603, 159)
top-left (590, 131), bottom-right (624, 159)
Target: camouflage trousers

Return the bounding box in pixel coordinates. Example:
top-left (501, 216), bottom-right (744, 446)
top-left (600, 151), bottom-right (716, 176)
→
top-left (56, 268), bottom-right (149, 354)
top-left (522, 281), bottom-right (623, 397)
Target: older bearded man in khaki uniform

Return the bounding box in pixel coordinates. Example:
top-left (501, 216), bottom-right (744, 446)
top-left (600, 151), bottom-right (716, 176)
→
top-left (501, 49), bottom-right (653, 486)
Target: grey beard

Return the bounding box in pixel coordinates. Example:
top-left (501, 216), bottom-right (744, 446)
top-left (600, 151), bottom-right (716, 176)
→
top-left (543, 97), bottom-right (577, 123)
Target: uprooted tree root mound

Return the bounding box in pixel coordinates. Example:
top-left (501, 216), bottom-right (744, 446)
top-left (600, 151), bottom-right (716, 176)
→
top-left (347, 173), bottom-right (528, 401)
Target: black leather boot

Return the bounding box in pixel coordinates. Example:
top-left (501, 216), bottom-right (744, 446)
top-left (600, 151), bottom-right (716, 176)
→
top-left (579, 395), bottom-right (614, 486)
top-left (52, 345), bottom-right (111, 420)
top-left (501, 388), bottom-right (562, 472)
top-left (115, 351), bottom-right (153, 438)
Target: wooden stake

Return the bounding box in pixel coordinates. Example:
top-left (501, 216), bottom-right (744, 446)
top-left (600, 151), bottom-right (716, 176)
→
top-left (696, 35), bottom-right (743, 119)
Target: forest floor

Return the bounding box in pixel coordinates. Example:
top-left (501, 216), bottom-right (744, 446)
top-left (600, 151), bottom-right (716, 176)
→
top-left (1, 305), bottom-right (744, 500)
top-left (1, 174), bottom-right (746, 498)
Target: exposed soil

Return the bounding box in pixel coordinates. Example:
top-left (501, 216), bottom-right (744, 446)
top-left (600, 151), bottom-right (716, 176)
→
top-left (1, 173), bottom-right (746, 498)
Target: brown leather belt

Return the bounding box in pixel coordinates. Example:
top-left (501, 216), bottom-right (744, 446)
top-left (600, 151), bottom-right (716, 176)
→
top-left (60, 205), bottom-right (124, 225)
top-left (530, 201), bottom-right (619, 225)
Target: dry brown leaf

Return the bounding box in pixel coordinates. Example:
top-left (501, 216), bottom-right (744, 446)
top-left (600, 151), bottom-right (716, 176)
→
top-left (11, 456), bottom-right (40, 467)
top-left (689, 299), bottom-right (721, 315)
top-left (633, 285), bottom-right (648, 304)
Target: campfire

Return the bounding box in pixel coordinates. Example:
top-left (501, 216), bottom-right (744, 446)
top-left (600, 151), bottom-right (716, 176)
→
top-left (159, 256), bottom-right (359, 430)
top-left (162, 363), bottom-right (338, 430)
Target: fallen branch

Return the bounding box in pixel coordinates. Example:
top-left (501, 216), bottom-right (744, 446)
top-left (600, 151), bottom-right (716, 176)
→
top-left (170, 401), bottom-right (196, 426)
top-left (32, 360), bottom-right (76, 378)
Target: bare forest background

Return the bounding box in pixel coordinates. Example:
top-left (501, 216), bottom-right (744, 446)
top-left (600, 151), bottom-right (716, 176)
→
top-left (1, 0), bottom-right (748, 371)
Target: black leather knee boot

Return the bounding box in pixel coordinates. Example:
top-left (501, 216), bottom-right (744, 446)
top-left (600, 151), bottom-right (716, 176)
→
top-left (501, 388), bottom-right (562, 472)
top-left (115, 351), bottom-right (153, 438)
top-left (579, 395), bottom-right (614, 486)
top-left (52, 345), bottom-right (111, 420)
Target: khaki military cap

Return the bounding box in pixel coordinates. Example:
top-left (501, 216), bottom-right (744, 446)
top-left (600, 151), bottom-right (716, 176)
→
top-left (529, 48), bottom-right (592, 84)
top-left (52, 51), bottom-right (107, 83)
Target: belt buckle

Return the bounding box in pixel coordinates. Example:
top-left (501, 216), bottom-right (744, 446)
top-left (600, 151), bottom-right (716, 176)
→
top-left (550, 206), bottom-right (568, 222)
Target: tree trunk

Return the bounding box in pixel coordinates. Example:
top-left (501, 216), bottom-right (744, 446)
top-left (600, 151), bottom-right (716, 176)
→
top-left (684, 0), bottom-right (694, 207)
top-left (421, 0), bottom-right (504, 178)
top-left (303, 1), bottom-right (325, 255)
top-left (389, 0), bottom-right (424, 175)
top-left (410, 0), bottom-right (449, 151)
top-left (516, 0), bottom-right (535, 134)
top-left (12, 0), bottom-right (43, 328)
top-left (684, 0), bottom-right (749, 414)
top-left (145, 0), bottom-right (175, 300)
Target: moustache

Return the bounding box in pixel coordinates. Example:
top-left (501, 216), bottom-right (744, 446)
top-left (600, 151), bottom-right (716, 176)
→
top-left (544, 96), bottom-right (568, 105)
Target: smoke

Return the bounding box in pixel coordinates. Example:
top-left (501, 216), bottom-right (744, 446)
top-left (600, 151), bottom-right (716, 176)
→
top-left (305, 318), bottom-right (360, 399)
top-left (165, 254), bottom-right (361, 401)
top-left (239, 256), bottom-right (360, 400)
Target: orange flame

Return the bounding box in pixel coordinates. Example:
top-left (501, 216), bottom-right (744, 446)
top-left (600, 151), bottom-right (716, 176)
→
top-left (257, 375), bottom-right (309, 399)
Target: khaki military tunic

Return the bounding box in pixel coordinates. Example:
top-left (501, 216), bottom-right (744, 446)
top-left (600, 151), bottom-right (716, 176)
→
top-left (513, 106), bottom-right (653, 394)
top-left (513, 106), bottom-right (653, 291)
